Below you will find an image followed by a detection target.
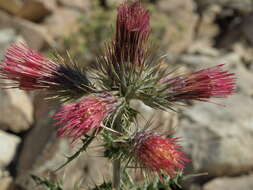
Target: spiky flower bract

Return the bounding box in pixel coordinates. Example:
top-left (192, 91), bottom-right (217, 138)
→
top-left (94, 1), bottom-right (152, 98)
top-left (0, 44), bottom-right (93, 101)
top-left (161, 64), bottom-right (236, 102)
top-left (130, 130), bottom-right (189, 178)
top-left (54, 93), bottom-right (120, 143)
top-left (0, 44), bottom-right (57, 90)
top-left (115, 1), bottom-right (150, 65)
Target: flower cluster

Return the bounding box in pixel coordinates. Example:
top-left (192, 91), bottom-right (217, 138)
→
top-left (131, 131), bottom-right (189, 178)
top-left (54, 93), bottom-right (119, 143)
top-left (0, 44), bottom-right (56, 90)
top-left (161, 64), bottom-right (235, 102)
top-left (115, 1), bottom-right (150, 65)
top-left (0, 0), bottom-right (236, 186)
top-left (0, 44), bottom-right (92, 101)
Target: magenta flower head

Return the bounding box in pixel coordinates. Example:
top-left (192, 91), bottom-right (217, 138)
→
top-left (54, 93), bottom-right (119, 143)
top-left (131, 130), bottom-right (189, 178)
top-left (0, 44), bottom-right (93, 101)
top-left (0, 44), bottom-right (56, 90)
top-left (162, 64), bottom-right (236, 102)
top-left (115, 1), bottom-right (150, 64)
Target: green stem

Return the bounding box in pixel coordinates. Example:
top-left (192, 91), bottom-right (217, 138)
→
top-left (112, 159), bottom-right (121, 190)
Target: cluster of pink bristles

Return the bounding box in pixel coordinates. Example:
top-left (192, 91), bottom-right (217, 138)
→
top-left (0, 1), bottom-right (235, 181)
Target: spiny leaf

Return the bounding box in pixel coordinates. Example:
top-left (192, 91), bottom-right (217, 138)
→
top-left (54, 134), bottom-right (96, 172)
top-left (30, 174), bottom-right (63, 190)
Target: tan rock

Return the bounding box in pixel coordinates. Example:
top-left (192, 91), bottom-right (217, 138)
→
top-left (0, 0), bottom-right (23, 15)
top-left (0, 86), bottom-right (34, 132)
top-left (131, 100), bottom-right (178, 134)
top-left (0, 130), bottom-right (21, 168)
top-left (195, 0), bottom-right (253, 14)
top-left (157, 0), bottom-right (198, 55)
top-left (0, 176), bottom-right (13, 190)
top-left (204, 174), bottom-right (253, 190)
top-left (43, 8), bottom-right (81, 39)
top-left (0, 10), bottom-right (13, 29)
top-left (0, 0), bottom-right (57, 21)
top-left (58, 0), bottom-right (90, 11)
top-left (12, 17), bottom-right (55, 50)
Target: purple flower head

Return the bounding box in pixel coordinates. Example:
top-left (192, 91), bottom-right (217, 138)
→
top-left (162, 64), bottom-right (236, 102)
top-left (0, 44), bottom-right (56, 90)
top-left (115, 1), bottom-right (150, 65)
top-left (0, 44), bottom-right (92, 100)
top-left (54, 93), bottom-right (119, 143)
top-left (131, 130), bottom-right (189, 178)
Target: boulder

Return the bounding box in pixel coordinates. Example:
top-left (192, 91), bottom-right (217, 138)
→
top-left (12, 17), bottom-right (55, 50)
top-left (0, 0), bottom-right (56, 21)
top-left (57, 0), bottom-right (90, 11)
top-left (43, 8), bottom-right (81, 40)
top-left (0, 130), bottom-right (21, 168)
top-left (204, 174), bottom-right (253, 190)
top-left (0, 28), bottom-right (16, 57)
top-left (0, 86), bottom-right (34, 133)
top-left (195, 0), bottom-right (253, 14)
top-left (157, 0), bottom-right (198, 55)
top-left (177, 93), bottom-right (253, 176)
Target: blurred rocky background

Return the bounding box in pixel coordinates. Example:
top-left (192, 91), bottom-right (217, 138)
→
top-left (0, 0), bottom-right (253, 190)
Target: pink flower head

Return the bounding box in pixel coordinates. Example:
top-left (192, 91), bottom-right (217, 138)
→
top-left (131, 131), bottom-right (189, 178)
top-left (115, 1), bottom-right (150, 64)
top-left (0, 44), bottom-right (56, 90)
top-left (54, 93), bottom-right (119, 142)
top-left (162, 64), bottom-right (236, 102)
top-left (116, 1), bottom-right (150, 40)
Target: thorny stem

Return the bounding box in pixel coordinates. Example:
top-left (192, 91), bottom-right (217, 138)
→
top-left (112, 159), bottom-right (121, 190)
top-left (112, 104), bottom-right (125, 190)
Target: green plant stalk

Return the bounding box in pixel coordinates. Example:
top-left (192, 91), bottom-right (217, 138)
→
top-left (111, 105), bottom-right (125, 190)
top-left (112, 159), bottom-right (121, 190)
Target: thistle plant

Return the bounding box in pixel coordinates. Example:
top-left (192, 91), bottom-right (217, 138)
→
top-left (0, 1), bottom-right (235, 189)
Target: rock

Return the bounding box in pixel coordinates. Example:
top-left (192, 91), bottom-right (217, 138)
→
top-left (203, 174), bottom-right (253, 190)
top-left (131, 100), bottom-right (178, 134)
top-left (0, 28), bottom-right (17, 57)
top-left (0, 87), bottom-right (34, 132)
top-left (43, 8), bottom-right (81, 40)
top-left (0, 176), bottom-right (13, 190)
top-left (194, 5), bottom-right (220, 47)
top-left (177, 93), bottom-right (253, 176)
top-left (157, 0), bottom-right (198, 55)
top-left (12, 17), bottom-right (55, 50)
top-left (57, 0), bottom-right (90, 11)
top-left (0, 130), bottom-right (21, 168)
top-left (179, 52), bottom-right (253, 96)
top-left (0, 0), bottom-right (56, 21)
top-left (0, 0), bottom-right (23, 15)
top-left (0, 11), bottom-right (13, 29)
top-left (14, 93), bottom-right (110, 189)
top-left (0, 12), bottom-right (54, 50)
top-left (15, 93), bottom-right (110, 189)
top-left (195, 0), bottom-right (253, 14)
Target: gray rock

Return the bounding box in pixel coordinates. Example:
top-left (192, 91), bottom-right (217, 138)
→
top-left (131, 100), bottom-right (178, 134)
top-left (58, 0), bottom-right (90, 11)
top-left (12, 17), bottom-right (55, 50)
top-left (179, 52), bottom-right (253, 96)
top-left (0, 86), bottom-right (34, 132)
top-left (156, 0), bottom-right (198, 55)
top-left (203, 174), bottom-right (253, 190)
top-left (0, 28), bottom-right (16, 57)
top-left (177, 94), bottom-right (253, 176)
top-left (43, 8), bottom-right (81, 40)
top-left (195, 0), bottom-right (253, 14)
top-left (0, 130), bottom-right (21, 168)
